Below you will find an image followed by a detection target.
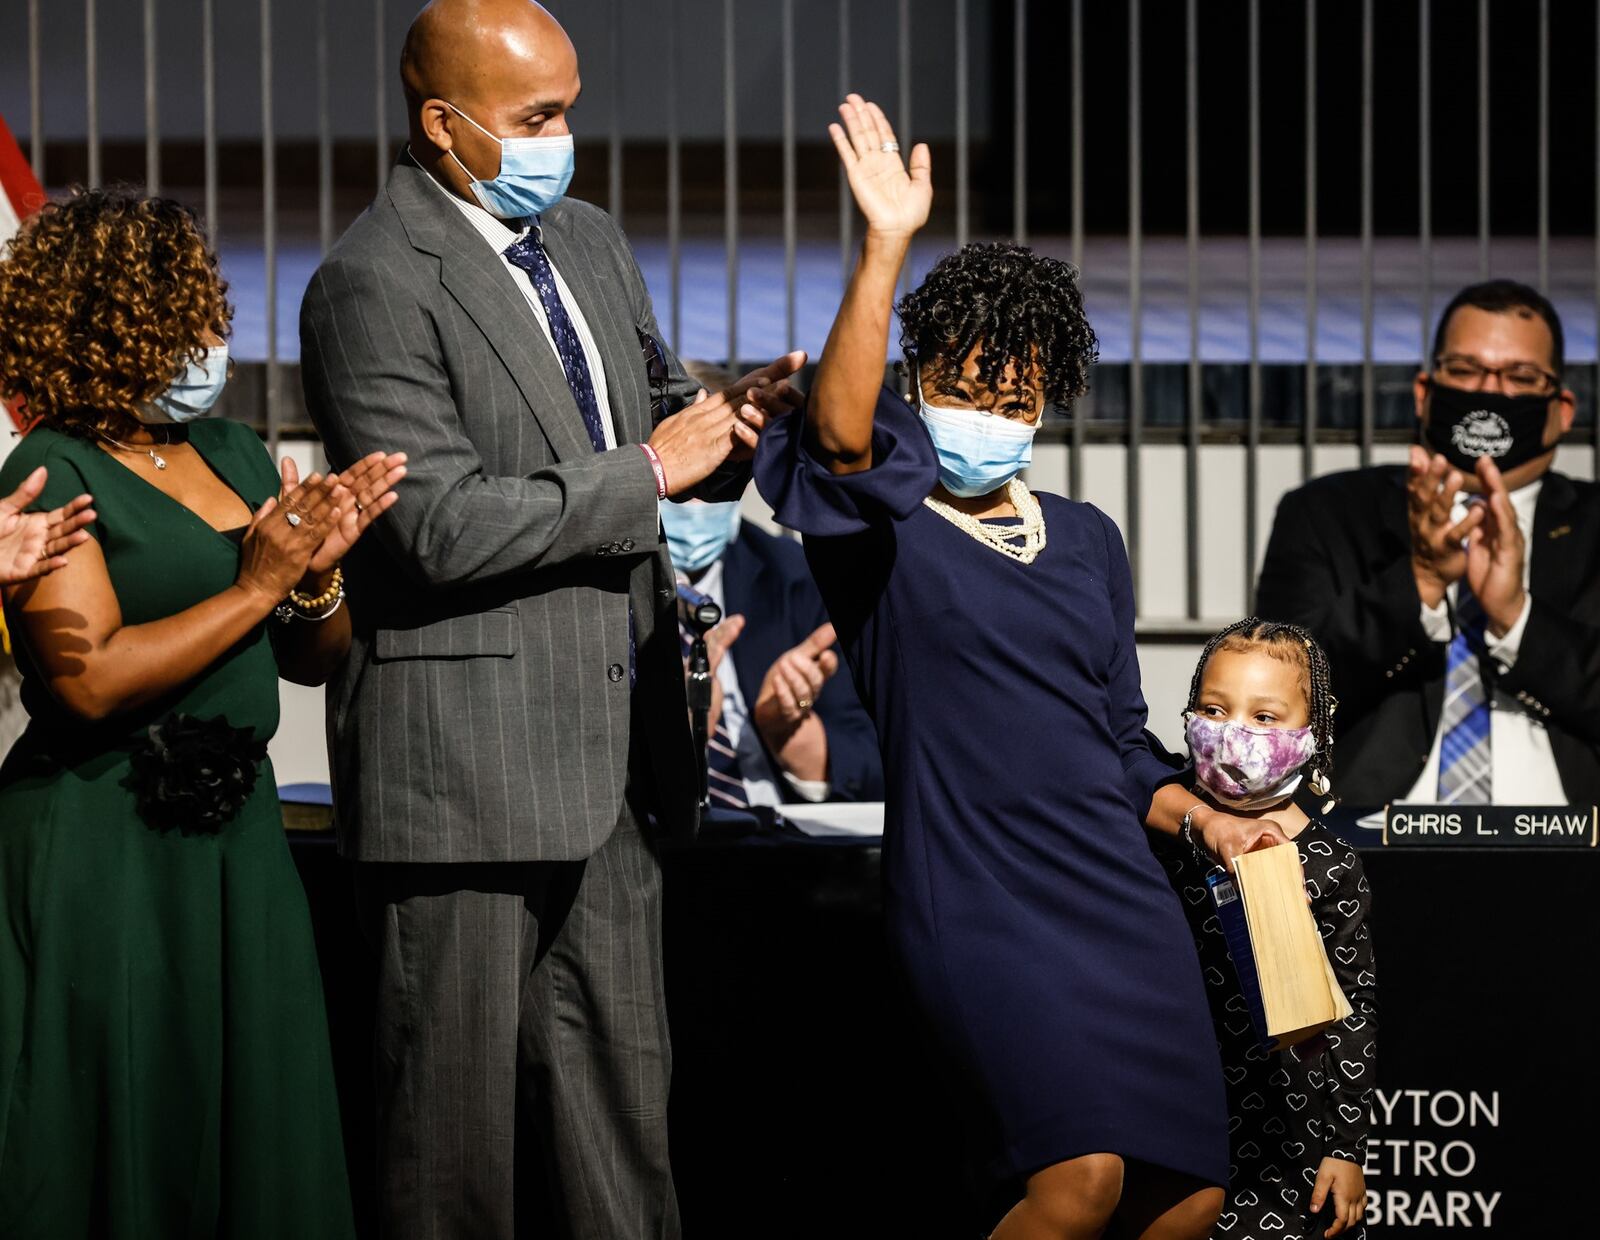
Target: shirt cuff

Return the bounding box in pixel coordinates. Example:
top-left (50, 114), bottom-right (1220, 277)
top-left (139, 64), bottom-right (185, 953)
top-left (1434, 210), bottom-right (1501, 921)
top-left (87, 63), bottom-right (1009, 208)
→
top-left (1419, 597), bottom-right (1452, 643)
top-left (1484, 593), bottom-right (1532, 669)
top-left (782, 772), bottom-right (831, 803)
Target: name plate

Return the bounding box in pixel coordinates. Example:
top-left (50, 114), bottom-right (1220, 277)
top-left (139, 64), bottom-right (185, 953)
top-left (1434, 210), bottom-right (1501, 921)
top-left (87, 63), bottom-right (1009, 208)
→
top-left (1383, 804), bottom-right (1599, 847)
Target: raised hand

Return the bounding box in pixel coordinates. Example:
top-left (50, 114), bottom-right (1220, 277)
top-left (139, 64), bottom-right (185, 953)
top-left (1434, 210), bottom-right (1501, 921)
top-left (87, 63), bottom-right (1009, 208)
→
top-left (828, 93), bottom-right (931, 240)
top-left (0, 466), bottom-right (96, 586)
top-left (1464, 454), bottom-right (1527, 636)
top-left (235, 469), bottom-right (341, 605)
top-left (290, 450), bottom-right (408, 575)
top-left (1407, 444), bottom-right (1483, 609)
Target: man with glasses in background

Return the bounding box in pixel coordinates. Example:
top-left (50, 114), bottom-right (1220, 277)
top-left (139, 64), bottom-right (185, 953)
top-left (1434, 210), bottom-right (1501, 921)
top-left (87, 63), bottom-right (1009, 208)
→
top-left (1256, 280), bottom-right (1600, 807)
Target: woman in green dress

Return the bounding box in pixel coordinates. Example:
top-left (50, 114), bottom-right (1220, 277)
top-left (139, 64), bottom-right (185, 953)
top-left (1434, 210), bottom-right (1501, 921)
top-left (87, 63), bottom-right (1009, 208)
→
top-left (0, 188), bottom-right (405, 1237)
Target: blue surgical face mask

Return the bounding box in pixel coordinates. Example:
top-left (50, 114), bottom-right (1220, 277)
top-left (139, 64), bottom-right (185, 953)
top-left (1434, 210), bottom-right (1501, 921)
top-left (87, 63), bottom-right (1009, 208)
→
top-left (139, 344), bottom-right (230, 424)
top-left (660, 500), bottom-right (742, 574)
top-left (445, 102), bottom-right (575, 220)
top-left (915, 371), bottom-right (1039, 498)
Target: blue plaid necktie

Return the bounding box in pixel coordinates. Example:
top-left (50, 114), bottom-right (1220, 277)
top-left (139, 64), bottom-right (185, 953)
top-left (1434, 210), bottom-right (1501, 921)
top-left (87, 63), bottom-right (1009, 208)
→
top-left (503, 224), bottom-right (636, 684)
top-left (679, 623), bottom-right (750, 809)
top-left (1437, 578), bottom-right (1493, 803)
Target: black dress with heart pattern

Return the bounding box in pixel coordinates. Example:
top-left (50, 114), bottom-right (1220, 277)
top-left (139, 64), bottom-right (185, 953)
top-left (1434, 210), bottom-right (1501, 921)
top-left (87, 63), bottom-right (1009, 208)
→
top-left (1157, 818), bottom-right (1377, 1240)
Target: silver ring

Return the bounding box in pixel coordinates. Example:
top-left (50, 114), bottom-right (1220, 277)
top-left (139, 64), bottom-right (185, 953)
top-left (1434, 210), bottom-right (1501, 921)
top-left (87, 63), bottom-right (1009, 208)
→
top-left (285, 511), bottom-right (302, 528)
top-left (880, 141), bottom-right (900, 153)
top-left (797, 697), bottom-right (813, 711)
top-left (354, 500), bottom-right (364, 513)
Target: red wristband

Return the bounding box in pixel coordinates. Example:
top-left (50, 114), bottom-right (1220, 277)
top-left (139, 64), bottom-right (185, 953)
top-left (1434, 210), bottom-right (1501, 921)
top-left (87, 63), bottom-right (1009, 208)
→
top-left (640, 443), bottom-right (668, 499)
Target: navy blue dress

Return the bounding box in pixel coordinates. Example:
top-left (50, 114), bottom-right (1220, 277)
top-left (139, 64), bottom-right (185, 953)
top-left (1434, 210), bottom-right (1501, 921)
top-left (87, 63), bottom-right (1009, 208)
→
top-left (754, 390), bottom-right (1228, 1185)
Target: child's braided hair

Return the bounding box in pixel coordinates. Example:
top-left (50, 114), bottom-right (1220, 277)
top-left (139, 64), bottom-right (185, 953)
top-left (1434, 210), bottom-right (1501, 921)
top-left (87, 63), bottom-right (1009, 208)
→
top-left (1187, 617), bottom-right (1339, 807)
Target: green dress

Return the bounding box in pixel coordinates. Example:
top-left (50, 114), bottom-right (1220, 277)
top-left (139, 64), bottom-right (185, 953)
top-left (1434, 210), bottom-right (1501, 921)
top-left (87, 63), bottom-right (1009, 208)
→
top-left (0, 422), bottom-right (355, 1238)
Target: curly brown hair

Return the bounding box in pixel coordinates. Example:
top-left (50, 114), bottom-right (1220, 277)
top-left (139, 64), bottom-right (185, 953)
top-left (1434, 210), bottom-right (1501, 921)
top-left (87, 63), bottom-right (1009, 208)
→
top-left (0, 186), bottom-right (231, 437)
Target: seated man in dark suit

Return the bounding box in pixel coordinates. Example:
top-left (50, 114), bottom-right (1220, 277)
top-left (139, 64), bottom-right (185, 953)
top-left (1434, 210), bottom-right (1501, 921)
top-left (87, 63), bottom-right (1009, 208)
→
top-left (1256, 280), bottom-right (1600, 806)
top-left (662, 495), bottom-right (884, 808)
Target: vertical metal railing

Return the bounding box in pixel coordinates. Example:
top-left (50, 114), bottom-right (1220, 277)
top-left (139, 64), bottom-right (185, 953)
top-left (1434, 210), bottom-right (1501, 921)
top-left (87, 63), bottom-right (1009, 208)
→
top-left (202, 0), bottom-right (218, 244)
top-left (954, 0), bottom-right (970, 250)
top-left (783, 0), bottom-right (797, 353)
top-left (1419, 0), bottom-right (1431, 361)
top-left (1013, 0), bottom-right (1027, 246)
top-left (1184, 0), bottom-right (1201, 621)
top-left (1068, 0), bottom-right (1084, 502)
top-left (1303, 0), bottom-right (1318, 485)
top-left (1478, 0), bottom-right (1490, 280)
top-left (723, 0), bottom-right (738, 367)
top-left (897, 0), bottom-right (913, 298)
top-left (666, 0), bottom-right (682, 351)
top-left (1127, 0), bottom-right (1143, 588)
top-left (1246, 0), bottom-right (1263, 591)
top-left (27, 0), bottom-right (43, 182)
top-left (262, 0), bottom-right (279, 453)
top-left (84, 0), bottom-right (99, 189)
top-left (838, 0), bottom-right (852, 284)
top-left (374, 0), bottom-right (389, 190)
top-left (1537, 0), bottom-right (1549, 295)
top-left (143, 0), bottom-right (159, 195)
top-left (609, 0), bottom-right (623, 228)
top-left (1359, 0), bottom-right (1374, 469)
top-left (317, 0), bottom-right (334, 255)
top-left (13, 0), bottom-right (1600, 624)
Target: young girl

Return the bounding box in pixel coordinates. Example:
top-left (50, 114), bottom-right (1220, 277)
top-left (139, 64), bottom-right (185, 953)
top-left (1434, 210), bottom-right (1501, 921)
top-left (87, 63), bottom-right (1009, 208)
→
top-left (1160, 620), bottom-right (1378, 1240)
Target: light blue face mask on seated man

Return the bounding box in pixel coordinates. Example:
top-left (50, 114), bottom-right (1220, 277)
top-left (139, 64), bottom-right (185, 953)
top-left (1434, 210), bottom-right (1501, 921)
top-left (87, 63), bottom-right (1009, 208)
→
top-left (914, 369), bottom-right (1040, 498)
top-left (660, 500), bottom-right (742, 575)
top-left (138, 344), bottom-right (230, 424)
top-left (444, 101), bottom-right (576, 219)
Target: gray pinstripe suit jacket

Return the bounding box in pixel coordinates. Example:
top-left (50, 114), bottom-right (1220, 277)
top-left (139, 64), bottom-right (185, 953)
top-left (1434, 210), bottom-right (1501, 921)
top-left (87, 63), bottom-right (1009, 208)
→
top-left (300, 159), bottom-right (706, 862)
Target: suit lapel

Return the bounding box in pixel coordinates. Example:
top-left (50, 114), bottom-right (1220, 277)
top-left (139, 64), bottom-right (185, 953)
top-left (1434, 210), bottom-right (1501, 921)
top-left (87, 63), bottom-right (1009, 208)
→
top-left (540, 211), bottom-right (651, 447)
top-left (388, 162), bottom-right (597, 463)
top-left (1529, 470), bottom-right (1580, 610)
top-left (721, 533), bottom-right (772, 698)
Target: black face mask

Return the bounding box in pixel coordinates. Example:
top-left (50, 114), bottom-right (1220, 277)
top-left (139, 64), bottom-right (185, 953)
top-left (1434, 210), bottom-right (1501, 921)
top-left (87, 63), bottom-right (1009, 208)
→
top-left (1422, 381), bottom-right (1555, 474)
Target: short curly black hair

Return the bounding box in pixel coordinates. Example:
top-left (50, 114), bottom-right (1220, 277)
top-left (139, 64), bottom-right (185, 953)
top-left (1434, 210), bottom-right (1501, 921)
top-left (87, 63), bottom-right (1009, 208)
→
top-left (895, 241), bottom-right (1098, 411)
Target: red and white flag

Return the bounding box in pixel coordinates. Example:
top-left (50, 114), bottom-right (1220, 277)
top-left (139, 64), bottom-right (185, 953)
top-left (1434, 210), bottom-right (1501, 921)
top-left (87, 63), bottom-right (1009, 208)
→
top-left (0, 114), bottom-right (45, 435)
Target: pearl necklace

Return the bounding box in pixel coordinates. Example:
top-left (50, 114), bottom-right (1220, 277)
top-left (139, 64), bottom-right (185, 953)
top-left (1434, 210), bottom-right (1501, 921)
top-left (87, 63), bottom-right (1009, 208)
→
top-left (922, 478), bottom-right (1047, 564)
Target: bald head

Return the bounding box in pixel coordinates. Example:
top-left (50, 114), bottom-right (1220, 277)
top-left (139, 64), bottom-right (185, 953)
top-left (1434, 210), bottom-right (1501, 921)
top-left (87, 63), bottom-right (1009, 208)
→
top-left (402, 0), bottom-right (580, 202)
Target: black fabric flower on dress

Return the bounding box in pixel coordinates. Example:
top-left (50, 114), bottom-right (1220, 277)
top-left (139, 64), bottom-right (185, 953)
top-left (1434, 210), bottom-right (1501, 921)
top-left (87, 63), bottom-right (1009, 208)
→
top-left (125, 713), bottom-right (267, 834)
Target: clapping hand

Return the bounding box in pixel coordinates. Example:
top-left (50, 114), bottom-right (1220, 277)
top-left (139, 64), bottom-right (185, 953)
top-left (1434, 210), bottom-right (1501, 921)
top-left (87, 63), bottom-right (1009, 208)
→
top-left (828, 93), bottom-right (931, 240)
top-left (1464, 454), bottom-right (1527, 636)
top-left (753, 623), bottom-right (840, 744)
top-left (0, 466), bottom-right (95, 586)
top-left (281, 451), bottom-right (407, 576)
top-left (648, 350), bottom-right (807, 493)
top-left (1407, 445), bottom-right (1482, 609)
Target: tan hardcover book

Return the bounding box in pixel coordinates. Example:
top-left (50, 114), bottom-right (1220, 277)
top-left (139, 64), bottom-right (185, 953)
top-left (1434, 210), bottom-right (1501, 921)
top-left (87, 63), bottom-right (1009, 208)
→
top-left (1233, 842), bottom-right (1352, 1049)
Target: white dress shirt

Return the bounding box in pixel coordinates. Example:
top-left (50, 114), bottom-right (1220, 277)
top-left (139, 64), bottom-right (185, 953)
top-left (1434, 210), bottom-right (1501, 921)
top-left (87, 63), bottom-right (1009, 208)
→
top-left (693, 559), bottom-right (830, 805)
top-left (1403, 477), bottom-right (1566, 803)
top-left (414, 153), bottom-right (617, 447)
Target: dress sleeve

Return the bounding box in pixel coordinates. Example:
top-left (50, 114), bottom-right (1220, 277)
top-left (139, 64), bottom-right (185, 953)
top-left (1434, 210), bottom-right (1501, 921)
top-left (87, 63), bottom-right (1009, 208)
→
top-left (1096, 507), bottom-right (1187, 812)
top-left (20, 446), bottom-right (101, 543)
top-left (753, 385), bottom-right (937, 537)
top-left (1316, 849), bottom-right (1377, 1163)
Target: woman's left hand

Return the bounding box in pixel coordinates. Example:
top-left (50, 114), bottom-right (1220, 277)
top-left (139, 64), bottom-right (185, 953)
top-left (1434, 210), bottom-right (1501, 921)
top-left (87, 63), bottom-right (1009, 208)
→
top-left (1194, 803), bottom-right (1290, 873)
top-left (277, 451), bottom-right (406, 577)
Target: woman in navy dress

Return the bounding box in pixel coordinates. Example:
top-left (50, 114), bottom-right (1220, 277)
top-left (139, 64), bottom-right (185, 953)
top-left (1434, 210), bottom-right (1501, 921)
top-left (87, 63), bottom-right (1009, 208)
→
top-left (753, 97), bottom-right (1288, 1239)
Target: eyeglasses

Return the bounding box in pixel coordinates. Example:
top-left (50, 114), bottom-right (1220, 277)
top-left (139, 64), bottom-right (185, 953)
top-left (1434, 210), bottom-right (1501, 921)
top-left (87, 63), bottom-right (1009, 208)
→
top-left (1432, 353), bottom-right (1560, 398)
top-left (638, 330), bottom-right (670, 425)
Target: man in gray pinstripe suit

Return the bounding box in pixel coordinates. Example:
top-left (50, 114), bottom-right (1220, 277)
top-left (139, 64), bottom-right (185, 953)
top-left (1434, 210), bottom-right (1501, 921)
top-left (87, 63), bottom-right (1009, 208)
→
top-left (299, 2), bottom-right (804, 1235)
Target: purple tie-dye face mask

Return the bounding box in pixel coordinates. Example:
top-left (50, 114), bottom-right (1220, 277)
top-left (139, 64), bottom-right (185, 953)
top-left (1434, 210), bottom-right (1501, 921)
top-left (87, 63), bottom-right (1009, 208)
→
top-left (1185, 715), bottom-right (1319, 810)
